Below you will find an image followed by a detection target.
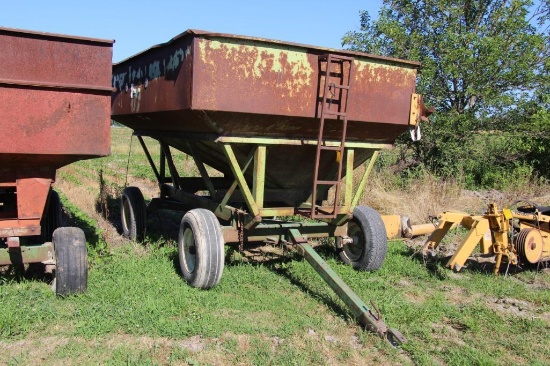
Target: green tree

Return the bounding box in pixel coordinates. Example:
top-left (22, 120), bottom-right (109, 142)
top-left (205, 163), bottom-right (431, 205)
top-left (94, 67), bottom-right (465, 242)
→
top-left (343, 0), bottom-right (549, 187)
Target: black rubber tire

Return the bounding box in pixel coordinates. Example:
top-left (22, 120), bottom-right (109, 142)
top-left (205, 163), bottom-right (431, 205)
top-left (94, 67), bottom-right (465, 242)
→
top-left (41, 190), bottom-right (62, 242)
top-left (178, 208), bottom-right (225, 289)
top-left (120, 186), bottom-right (147, 242)
top-left (337, 206), bottom-right (388, 271)
top-left (53, 227), bottom-right (88, 296)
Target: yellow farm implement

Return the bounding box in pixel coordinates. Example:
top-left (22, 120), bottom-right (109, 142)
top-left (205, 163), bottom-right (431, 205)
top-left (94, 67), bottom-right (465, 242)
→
top-left (421, 202), bottom-right (550, 274)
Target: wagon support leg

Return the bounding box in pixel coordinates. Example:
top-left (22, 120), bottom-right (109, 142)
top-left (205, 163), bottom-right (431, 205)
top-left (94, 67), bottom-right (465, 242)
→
top-left (222, 143), bottom-right (260, 217)
top-left (350, 150), bottom-right (379, 209)
top-left (287, 229), bottom-right (407, 345)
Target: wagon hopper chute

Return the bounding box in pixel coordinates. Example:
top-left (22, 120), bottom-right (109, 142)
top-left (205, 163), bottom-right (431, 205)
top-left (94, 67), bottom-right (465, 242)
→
top-left (0, 27), bottom-right (113, 295)
top-left (111, 29), bottom-right (431, 343)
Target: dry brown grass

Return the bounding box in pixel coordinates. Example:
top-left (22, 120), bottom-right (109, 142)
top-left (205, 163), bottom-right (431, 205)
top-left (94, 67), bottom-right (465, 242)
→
top-left (359, 163), bottom-right (550, 225)
top-left (55, 165), bottom-right (128, 247)
top-left (365, 172), bottom-right (473, 224)
top-left (0, 330), bottom-right (409, 366)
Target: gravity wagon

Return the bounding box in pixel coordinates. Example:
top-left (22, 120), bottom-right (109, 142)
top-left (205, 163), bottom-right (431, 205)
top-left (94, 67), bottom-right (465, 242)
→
top-left (0, 27), bottom-right (113, 295)
top-left (111, 30), bottom-right (430, 342)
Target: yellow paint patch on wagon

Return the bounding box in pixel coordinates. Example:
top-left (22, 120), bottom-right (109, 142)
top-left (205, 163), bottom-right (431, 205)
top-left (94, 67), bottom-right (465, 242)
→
top-left (198, 38), bottom-right (313, 96)
top-left (354, 60), bottom-right (416, 85)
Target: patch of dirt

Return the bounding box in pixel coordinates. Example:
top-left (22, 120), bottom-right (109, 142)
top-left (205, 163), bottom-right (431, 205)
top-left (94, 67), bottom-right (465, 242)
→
top-left (442, 285), bottom-right (478, 305)
top-left (116, 334), bottom-right (207, 352)
top-left (298, 327), bottom-right (412, 366)
top-left (485, 297), bottom-right (550, 325)
top-left (403, 292), bottom-right (426, 304)
top-left (511, 268), bottom-right (550, 290)
top-left (55, 175), bottom-right (129, 248)
top-left (397, 279), bottom-right (430, 304)
top-left (0, 334), bottom-right (210, 365)
top-left (430, 320), bottom-right (467, 347)
top-left (0, 336), bottom-right (70, 362)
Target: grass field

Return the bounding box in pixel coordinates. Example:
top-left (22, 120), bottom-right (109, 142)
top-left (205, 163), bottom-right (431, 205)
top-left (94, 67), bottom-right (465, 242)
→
top-left (1, 127), bottom-right (549, 365)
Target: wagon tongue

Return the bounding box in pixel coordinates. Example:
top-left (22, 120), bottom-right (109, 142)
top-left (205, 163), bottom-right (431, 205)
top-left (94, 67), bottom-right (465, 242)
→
top-left (288, 229), bottom-right (407, 346)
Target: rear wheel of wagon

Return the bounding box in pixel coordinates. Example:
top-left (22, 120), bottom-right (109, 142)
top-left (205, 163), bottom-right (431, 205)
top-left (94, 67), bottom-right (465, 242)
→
top-left (178, 208), bottom-right (224, 289)
top-left (336, 206), bottom-right (387, 271)
top-left (121, 186), bottom-right (146, 242)
top-left (53, 227), bottom-right (88, 296)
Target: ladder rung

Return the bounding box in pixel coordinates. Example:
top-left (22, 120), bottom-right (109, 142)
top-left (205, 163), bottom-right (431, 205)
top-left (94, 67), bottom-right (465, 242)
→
top-left (324, 110), bottom-right (347, 117)
top-left (330, 84), bottom-right (350, 90)
top-left (319, 54), bottom-right (354, 62)
top-left (320, 71), bottom-right (344, 78)
top-left (321, 98), bottom-right (341, 104)
top-left (316, 180), bottom-right (340, 185)
top-left (319, 145), bottom-right (341, 151)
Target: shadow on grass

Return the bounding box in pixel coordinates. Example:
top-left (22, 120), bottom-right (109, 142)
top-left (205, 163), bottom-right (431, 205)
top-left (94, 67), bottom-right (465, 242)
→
top-left (403, 243), bottom-right (545, 278)
top-left (164, 239), bottom-right (354, 321)
top-left (223, 242), bottom-right (357, 325)
top-left (270, 257), bottom-right (356, 322)
top-left (0, 197), bottom-right (104, 285)
top-left (146, 209), bottom-right (182, 242)
top-left (0, 262), bottom-right (53, 285)
top-left (94, 169), bottom-right (183, 247)
top-left (62, 205), bottom-right (103, 250)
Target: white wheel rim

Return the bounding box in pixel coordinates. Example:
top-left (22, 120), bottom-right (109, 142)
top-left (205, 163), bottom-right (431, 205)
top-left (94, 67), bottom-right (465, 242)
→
top-left (122, 197), bottom-right (131, 232)
top-left (183, 227), bottom-right (196, 273)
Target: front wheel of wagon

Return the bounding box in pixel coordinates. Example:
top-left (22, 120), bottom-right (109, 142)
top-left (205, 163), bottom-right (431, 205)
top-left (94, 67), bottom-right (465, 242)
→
top-left (336, 206), bottom-right (387, 271)
top-left (120, 186), bottom-right (146, 242)
top-left (178, 209), bottom-right (224, 289)
top-left (53, 227), bottom-right (88, 296)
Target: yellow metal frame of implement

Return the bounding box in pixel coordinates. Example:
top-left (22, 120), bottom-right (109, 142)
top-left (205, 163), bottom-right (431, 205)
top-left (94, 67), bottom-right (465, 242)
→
top-left (381, 214), bottom-right (439, 240)
top-left (422, 203), bottom-right (550, 274)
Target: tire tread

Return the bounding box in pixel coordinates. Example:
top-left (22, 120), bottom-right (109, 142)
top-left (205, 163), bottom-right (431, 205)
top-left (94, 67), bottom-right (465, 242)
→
top-left (179, 209), bottom-right (224, 289)
top-left (339, 206), bottom-right (388, 271)
top-left (53, 227), bottom-right (88, 296)
top-left (121, 186), bottom-right (147, 241)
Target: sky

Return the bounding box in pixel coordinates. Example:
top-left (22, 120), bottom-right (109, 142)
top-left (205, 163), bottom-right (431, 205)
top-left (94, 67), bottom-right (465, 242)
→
top-left (1, 1), bottom-right (383, 63)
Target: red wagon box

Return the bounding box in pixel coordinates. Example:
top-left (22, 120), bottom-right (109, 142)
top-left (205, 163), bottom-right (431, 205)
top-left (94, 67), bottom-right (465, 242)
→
top-left (0, 27), bottom-right (113, 295)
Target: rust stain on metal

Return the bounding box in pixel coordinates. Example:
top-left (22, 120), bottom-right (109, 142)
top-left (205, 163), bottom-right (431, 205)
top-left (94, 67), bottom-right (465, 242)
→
top-left (194, 37), bottom-right (316, 115)
top-left (350, 60), bottom-right (417, 124)
top-left (0, 27), bottom-right (113, 163)
top-left (198, 38), bottom-right (313, 91)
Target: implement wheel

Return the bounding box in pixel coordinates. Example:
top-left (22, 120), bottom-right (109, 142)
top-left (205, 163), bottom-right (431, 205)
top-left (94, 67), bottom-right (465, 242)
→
top-left (53, 227), bottom-right (88, 296)
top-left (121, 186), bottom-right (146, 242)
top-left (178, 209), bottom-right (224, 289)
top-left (516, 228), bottom-right (543, 264)
top-left (337, 206), bottom-right (387, 271)
top-left (41, 190), bottom-right (62, 242)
